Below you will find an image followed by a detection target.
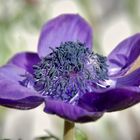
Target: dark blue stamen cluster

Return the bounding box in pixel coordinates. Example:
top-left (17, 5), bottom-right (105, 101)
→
top-left (33, 42), bottom-right (108, 103)
top-left (24, 41), bottom-right (108, 103)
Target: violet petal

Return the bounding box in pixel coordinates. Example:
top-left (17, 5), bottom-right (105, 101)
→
top-left (44, 99), bottom-right (103, 123)
top-left (0, 64), bottom-right (27, 82)
top-left (0, 79), bottom-right (43, 109)
top-left (0, 64), bottom-right (43, 109)
top-left (116, 68), bottom-right (140, 87)
top-left (38, 14), bottom-right (93, 58)
top-left (107, 33), bottom-right (140, 77)
top-left (78, 87), bottom-right (140, 112)
top-left (7, 52), bottom-right (40, 74)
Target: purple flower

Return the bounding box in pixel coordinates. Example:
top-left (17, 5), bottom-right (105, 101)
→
top-left (0, 14), bottom-right (140, 123)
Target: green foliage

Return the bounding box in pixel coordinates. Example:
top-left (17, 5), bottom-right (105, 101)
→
top-left (0, 0), bottom-right (49, 66)
top-left (75, 128), bottom-right (88, 140)
top-left (34, 130), bottom-right (59, 140)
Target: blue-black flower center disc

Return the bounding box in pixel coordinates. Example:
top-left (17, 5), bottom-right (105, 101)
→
top-left (30, 41), bottom-right (108, 104)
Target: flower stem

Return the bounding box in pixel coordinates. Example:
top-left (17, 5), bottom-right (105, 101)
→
top-left (63, 120), bottom-right (75, 140)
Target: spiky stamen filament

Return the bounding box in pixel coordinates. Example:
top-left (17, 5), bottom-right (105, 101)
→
top-left (28, 41), bottom-right (108, 103)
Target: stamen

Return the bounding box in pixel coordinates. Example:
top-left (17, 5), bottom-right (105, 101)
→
top-left (21, 41), bottom-right (109, 104)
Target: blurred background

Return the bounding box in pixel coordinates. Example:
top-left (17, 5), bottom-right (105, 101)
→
top-left (0, 0), bottom-right (140, 140)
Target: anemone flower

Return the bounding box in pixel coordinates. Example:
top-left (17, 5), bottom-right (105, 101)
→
top-left (0, 14), bottom-right (140, 140)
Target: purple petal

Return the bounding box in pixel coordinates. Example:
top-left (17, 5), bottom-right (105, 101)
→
top-left (8, 52), bottom-right (40, 74)
top-left (0, 64), bottom-right (27, 82)
top-left (78, 87), bottom-right (140, 112)
top-left (0, 64), bottom-right (43, 109)
top-left (116, 68), bottom-right (140, 87)
top-left (0, 80), bottom-right (43, 109)
top-left (107, 33), bottom-right (140, 77)
top-left (44, 99), bottom-right (103, 123)
top-left (38, 14), bottom-right (93, 58)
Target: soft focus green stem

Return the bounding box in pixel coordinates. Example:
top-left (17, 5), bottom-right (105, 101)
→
top-left (63, 120), bottom-right (75, 140)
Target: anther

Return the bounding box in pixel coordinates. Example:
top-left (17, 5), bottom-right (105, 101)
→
top-left (23, 41), bottom-right (109, 104)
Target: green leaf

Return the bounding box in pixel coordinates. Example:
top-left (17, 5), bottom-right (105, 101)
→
top-left (75, 128), bottom-right (88, 140)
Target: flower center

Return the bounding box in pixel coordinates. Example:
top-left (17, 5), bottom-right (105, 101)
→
top-left (21, 41), bottom-right (109, 104)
